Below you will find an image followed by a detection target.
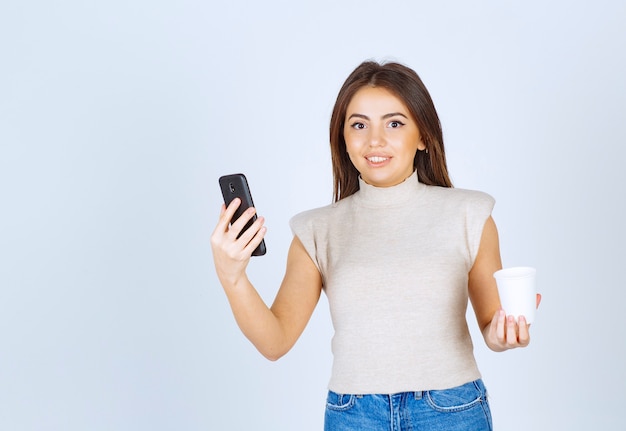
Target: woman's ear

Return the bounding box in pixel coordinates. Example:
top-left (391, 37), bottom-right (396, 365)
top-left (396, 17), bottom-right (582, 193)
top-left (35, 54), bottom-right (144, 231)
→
top-left (417, 136), bottom-right (427, 151)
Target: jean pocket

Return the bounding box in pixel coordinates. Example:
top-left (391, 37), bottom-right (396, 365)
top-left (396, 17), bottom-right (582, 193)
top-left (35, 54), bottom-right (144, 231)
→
top-left (325, 391), bottom-right (356, 412)
top-left (425, 380), bottom-right (486, 413)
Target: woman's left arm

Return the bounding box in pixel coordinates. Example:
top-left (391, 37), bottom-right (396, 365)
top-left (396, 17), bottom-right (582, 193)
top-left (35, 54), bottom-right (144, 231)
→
top-left (468, 216), bottom-right (541, 352)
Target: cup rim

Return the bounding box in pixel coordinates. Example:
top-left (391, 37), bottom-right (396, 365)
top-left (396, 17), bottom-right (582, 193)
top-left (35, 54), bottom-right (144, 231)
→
top-left (493, 266), bottom-right (536, 279)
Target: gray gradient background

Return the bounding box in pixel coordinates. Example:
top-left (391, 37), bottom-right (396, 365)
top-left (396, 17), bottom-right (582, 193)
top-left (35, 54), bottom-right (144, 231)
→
top-left (1, 1), bottom-right (624, 429)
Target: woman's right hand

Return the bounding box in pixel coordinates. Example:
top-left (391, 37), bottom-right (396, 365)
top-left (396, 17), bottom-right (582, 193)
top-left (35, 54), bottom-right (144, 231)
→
top-left (210, 198), bottom-right (267, 287)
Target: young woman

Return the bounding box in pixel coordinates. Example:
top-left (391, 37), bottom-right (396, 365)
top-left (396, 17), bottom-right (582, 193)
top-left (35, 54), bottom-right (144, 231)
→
top-left (211, 60), bottom-right (540, 430)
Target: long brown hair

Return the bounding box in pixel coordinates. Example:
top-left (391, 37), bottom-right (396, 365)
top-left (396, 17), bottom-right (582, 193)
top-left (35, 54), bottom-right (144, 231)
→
top-left (329, 61), bottom-right (452, 201)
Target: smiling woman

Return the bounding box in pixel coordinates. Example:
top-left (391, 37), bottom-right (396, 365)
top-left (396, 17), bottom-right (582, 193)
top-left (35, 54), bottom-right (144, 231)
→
top-left (343, 86), bottom-right (425, 188)
top-left (210, 60), bottom-right (540, 431)
top-left (329, 61), bottom-right (453, 202)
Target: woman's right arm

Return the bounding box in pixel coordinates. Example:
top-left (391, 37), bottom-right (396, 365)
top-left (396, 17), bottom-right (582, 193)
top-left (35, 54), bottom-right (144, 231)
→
top-left (210, 199), bottom-right (323, 361)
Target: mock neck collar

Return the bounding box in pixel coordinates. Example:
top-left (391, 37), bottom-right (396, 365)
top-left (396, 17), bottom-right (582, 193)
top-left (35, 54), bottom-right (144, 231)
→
top-left (353, 170), bottom-right (426, 208)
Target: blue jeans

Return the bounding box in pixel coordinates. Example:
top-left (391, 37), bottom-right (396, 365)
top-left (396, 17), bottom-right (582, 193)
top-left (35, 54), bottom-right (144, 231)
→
top-left (324, 379), bottom-right (492, 431)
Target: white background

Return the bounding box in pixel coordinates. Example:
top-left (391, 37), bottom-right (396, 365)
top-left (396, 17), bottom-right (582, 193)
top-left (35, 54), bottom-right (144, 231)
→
top-left (1, 1), bottom-right (625, 429)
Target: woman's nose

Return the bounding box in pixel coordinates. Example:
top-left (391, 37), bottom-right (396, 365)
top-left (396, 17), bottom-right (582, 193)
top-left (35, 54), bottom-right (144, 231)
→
top-left (368, 125), bottom-right (385, 147)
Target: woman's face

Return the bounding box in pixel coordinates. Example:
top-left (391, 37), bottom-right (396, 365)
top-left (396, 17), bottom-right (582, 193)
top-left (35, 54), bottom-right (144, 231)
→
top-left (343, 86), bottom-right (425, 188)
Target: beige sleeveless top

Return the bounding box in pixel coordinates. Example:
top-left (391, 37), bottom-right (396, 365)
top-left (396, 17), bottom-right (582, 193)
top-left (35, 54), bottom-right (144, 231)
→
top-left (290, 171), bottom-right (495, 394)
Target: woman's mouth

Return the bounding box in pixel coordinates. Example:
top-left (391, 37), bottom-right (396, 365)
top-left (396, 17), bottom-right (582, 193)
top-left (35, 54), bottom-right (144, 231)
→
top-left (366, 155), bottom-right (390, 165)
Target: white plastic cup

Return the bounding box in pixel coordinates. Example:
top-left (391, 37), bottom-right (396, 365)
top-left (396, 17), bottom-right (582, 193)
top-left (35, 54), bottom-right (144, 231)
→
top-left (493, 267), bottom-right (537, 324)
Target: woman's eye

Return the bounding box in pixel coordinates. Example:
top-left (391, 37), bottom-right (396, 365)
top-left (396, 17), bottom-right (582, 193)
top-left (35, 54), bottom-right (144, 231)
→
top-left (389, 120), bottom-right (404, 128)
top-left (351, 122), bottom-right (366, 130)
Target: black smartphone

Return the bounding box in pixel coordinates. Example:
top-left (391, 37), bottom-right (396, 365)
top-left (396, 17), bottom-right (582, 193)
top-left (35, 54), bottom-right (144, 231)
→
top-left (218, 173), bottom-right (267, 256)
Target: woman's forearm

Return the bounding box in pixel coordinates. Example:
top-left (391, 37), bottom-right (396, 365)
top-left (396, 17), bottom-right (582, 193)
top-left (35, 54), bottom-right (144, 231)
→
top-left (220, 276), bottom-right (288, 361)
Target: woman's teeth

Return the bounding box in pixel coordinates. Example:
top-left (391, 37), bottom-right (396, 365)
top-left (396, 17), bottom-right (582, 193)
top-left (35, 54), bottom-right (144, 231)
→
top-left (367, 156), bottom-right (388, 163)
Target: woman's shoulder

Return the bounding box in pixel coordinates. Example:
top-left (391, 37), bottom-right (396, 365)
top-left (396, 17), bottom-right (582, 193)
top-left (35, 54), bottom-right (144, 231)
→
top-left (289, 198), bottom-right (348, 226)
top-left (427, 184), bottom-right (495, 205)
top-left (424, 185), bottom-right (496, 216)
top-left (290, 205), bottom-right (329, 225)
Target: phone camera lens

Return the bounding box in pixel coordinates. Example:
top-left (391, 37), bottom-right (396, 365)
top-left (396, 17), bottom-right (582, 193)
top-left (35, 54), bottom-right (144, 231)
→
top-left (229, 183), bottom-right (236, 193)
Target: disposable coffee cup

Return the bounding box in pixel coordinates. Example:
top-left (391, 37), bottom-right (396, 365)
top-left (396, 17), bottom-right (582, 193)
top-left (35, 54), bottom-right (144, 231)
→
top-left (493, 267), bottom-right (537, 324)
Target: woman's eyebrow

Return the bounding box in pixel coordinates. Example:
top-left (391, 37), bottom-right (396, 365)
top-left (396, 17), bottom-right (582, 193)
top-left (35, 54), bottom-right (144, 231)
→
top-left (382, 112), bottom-right (408, 120)
top-left (347, 113), bottom-right (369, 121)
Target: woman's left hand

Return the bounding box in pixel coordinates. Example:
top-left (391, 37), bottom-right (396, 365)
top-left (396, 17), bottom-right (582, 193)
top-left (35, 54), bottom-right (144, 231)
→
top-left (484, 294), bottom-right (542, 352)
